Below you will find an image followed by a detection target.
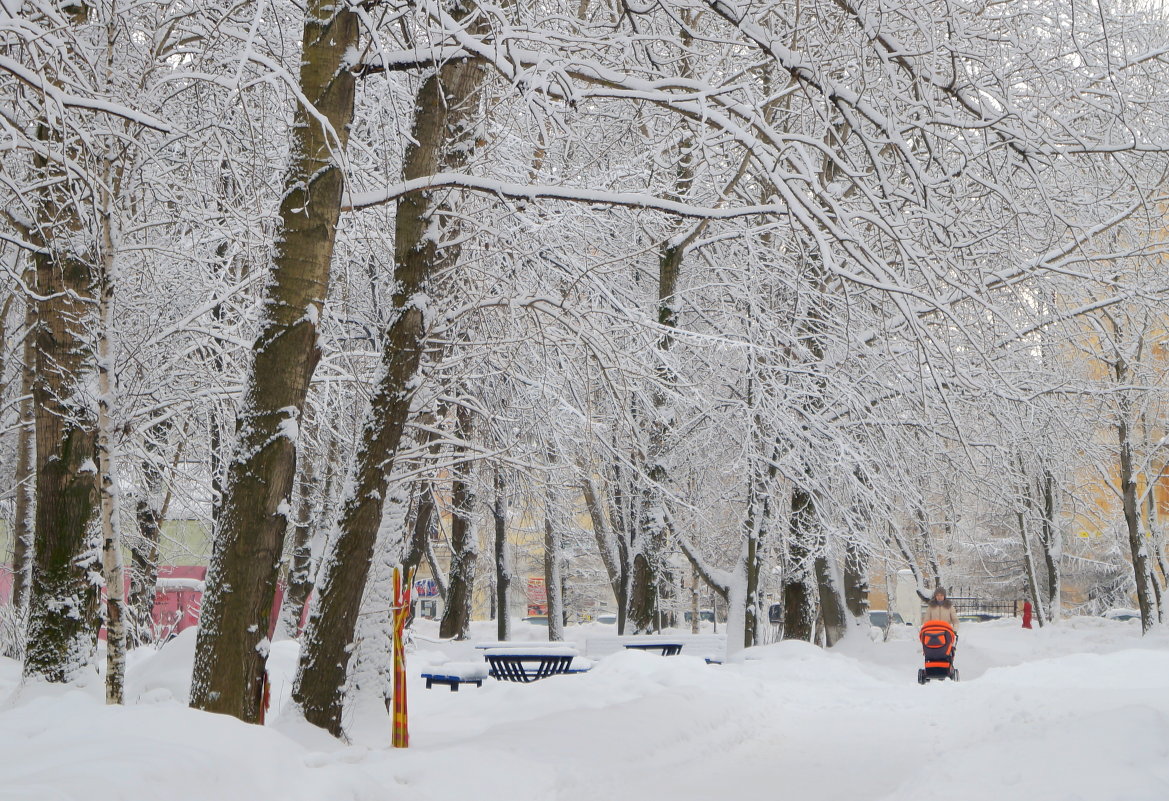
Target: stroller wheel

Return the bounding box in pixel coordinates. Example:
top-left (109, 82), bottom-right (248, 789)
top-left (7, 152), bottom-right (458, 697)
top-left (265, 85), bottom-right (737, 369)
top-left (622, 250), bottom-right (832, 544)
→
top-left (950, 668), bottom-right (959, 682)
top-left (917, 668), bottom-right (926, 684)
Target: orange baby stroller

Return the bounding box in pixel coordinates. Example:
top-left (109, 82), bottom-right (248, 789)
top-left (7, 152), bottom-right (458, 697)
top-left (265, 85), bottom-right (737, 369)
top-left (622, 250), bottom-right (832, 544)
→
top-left (917, 619), bottom-right (959, 683)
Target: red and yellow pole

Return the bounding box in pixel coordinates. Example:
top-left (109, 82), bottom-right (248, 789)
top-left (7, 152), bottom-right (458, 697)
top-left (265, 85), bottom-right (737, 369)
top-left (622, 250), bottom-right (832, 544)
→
top-left (391, 566), bottom-right (414, 748)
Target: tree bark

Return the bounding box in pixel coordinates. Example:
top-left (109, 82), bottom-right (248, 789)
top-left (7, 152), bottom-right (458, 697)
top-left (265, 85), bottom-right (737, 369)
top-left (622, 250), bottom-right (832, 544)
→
top-left (494, 469), bottom-right (511, 641)
top-left (277, 454), bottom-right (316, 640)
top-left (439, 403), bottom-right (478, 640)
top-left (782, 487), bottom-right (816, 641)
top-left (190, 0), bottom-right (358, 722)
top-left (814, 551), bottom-right (849, 647)
top-left (742, 429), bottom-right (777, 648)
top-left (1038, 468), bottom-right (1061, 622)
top-left (24, 245), bottom-right (100, 682)
top-left (96, 225), bottom-right (127, 704)
top-left (544, 491), bottom-right (565, 641)
top-left (128, 425), bottom-right (179, 647)
top-left (402, 487), bottom-right (435, 578)
top-left (291, 25), bottom-right (488, 733)
top-left (843, 538), bottom-right (869, 620)
top-left (130, 493), bottom-right (162, 645)
top-left (1016, 458), bottom-right (1047, 628)
top-left (9, 291), bottom-right (36, 623)
top-left (1118, 393), bottom-right (1155, 633)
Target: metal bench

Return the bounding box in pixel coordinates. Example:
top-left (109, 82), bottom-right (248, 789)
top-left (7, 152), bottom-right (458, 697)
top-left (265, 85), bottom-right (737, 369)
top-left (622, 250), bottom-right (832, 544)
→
top-left (622, 642), bottom-right (682, 656)
top-left (420, 661), bottom-right (490, 691)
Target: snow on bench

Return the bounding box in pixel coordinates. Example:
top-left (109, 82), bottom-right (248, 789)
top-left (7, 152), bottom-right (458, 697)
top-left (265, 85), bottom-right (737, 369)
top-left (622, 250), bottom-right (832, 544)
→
top-left (420, 662), bottom-right (490, 691)
top-left (584, 634), bottom-right (727, 661)
top-left (481, 644), bottom-right (580, 657)
top-left (474, 641), bottom-right (579, 652)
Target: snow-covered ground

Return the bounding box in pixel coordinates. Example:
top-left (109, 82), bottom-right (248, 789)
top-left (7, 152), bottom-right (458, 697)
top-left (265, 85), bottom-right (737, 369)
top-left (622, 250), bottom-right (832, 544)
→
top-left (3, 616), bottom-right (1168, 801)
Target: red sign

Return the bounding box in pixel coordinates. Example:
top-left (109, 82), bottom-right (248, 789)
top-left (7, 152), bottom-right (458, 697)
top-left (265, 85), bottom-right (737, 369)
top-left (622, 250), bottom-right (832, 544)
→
top-left (526, 577), bottom-right (546, 616)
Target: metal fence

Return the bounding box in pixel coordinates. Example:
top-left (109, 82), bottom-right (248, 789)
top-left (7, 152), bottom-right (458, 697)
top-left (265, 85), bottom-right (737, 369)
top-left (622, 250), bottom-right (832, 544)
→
top-left (945, 596), bottom-right (1019, 619)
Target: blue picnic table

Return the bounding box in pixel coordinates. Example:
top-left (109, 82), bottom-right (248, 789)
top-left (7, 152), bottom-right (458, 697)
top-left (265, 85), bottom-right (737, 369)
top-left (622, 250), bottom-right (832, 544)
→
top-left (477, 644), bottom-right (584, 682)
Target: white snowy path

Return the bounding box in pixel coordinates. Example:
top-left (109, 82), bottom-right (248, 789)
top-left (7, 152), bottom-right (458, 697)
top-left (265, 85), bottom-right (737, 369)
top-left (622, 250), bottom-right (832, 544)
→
top-left (2, 617), bottom-right (1168, 801)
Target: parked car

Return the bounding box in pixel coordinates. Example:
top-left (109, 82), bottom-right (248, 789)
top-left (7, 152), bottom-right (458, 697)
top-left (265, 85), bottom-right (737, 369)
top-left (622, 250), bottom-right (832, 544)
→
top-left (596, 613), bottom-right (618, 625)
top-left (868, 609), bottom-right (906, 640)
top-left (1103, 607), bottom-right (1141, 622)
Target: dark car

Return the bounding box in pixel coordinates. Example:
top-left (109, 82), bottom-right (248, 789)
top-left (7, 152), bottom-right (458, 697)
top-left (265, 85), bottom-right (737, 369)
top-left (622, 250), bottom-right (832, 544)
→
top-left (868, 609), bottom-right (906, 639)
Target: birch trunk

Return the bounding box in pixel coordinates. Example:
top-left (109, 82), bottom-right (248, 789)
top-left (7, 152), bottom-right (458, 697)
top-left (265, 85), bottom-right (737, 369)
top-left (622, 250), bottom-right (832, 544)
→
top-left (9, 292), bottom-right (35, 622)
top-left (190, 0), bottom-right (358, 721)
top-left (96, 216), bottom-right (127, 704)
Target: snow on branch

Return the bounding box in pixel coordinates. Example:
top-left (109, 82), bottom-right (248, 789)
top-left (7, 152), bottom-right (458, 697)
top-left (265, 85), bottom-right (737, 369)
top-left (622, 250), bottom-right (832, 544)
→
top-left (344, 172), bottom-right (785, 219)
top-left (0, 55), bottom-right (174, 133)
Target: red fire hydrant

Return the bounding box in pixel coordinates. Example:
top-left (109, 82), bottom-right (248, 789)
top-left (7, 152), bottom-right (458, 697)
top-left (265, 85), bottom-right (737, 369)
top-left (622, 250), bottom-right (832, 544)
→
top-left (1022, 601), bottom-right (1033, 629)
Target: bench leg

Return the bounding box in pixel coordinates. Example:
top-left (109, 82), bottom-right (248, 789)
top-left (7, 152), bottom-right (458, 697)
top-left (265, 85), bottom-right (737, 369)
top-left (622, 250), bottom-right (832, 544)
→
top-left (425, 678), bottom-right (433, 689)
top-left (450, 682), bottom-right (459, 692)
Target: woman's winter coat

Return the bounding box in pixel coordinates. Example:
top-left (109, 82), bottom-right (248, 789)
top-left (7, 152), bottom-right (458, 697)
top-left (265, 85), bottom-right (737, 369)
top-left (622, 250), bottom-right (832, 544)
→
top-left (924, 601), bottom-right (959, 629)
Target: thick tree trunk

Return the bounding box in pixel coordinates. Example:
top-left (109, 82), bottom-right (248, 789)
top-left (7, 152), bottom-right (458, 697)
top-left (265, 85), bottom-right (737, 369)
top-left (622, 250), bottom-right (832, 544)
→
top-left (439, 404), bottom-right (478, 640)
top-left (742, 461), bottom-right (773, 648)
top-left (291, 31), bottom-right (487, 734)
top-left (494, 470), bottom-right (511, 641)
top-left (608, 462), bottom-right (635, 634)
top-left (815, 552), bottom-right (849, 647)
top-left (628, 551), bottom-right (657, 633)
top-left (782, 487), bottom-right (816, 642)
top-left (190, 0), bottom-right (358, 722)
top-left (24, 246), bottom-right (100, 683)
top-left (744, 527), bottom-right (761, 647)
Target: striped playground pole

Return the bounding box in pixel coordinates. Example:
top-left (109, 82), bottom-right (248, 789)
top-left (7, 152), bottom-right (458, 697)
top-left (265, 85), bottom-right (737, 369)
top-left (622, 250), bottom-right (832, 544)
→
top-left (391, 566), bottom-right (414, 748)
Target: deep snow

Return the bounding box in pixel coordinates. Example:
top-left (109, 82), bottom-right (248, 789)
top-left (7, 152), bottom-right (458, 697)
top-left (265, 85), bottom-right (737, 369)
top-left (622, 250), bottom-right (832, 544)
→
top-left (2, 616), bottom-right (1168, 801)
